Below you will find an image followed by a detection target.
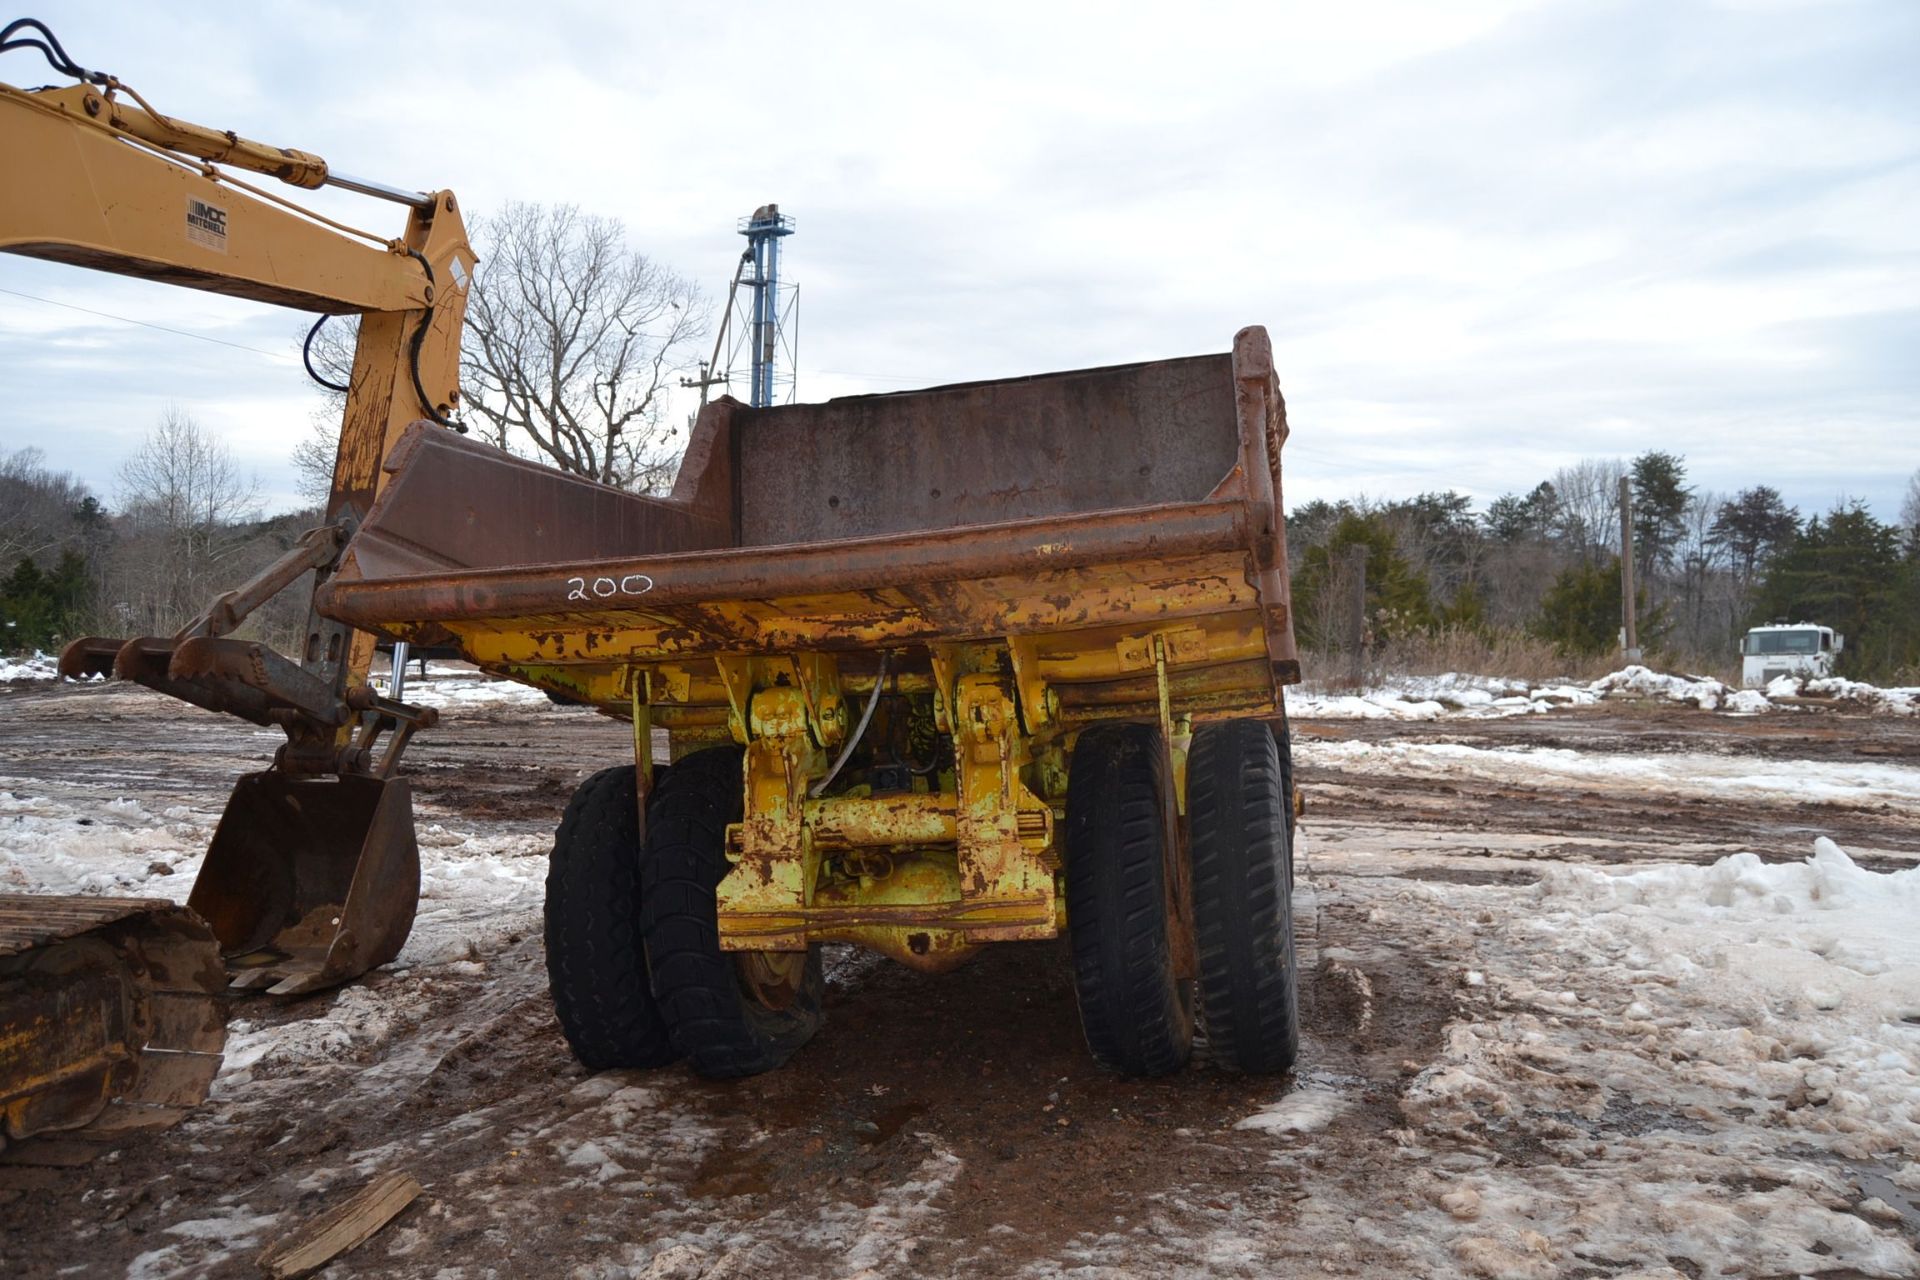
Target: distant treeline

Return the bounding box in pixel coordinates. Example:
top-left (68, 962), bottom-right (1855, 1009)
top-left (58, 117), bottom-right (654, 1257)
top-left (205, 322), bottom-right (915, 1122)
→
top-left (4, 435), bottom-right (1918, 683)
top-left (1287, 452), bottom-right (1918, 682)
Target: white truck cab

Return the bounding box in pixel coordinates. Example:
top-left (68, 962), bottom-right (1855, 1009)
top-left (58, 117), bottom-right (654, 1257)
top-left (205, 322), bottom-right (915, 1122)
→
top-left (1741, 622), bottom-right (1843, 688)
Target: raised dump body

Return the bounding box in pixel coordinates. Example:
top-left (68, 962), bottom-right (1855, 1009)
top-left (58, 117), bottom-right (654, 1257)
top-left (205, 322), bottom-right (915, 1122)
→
top-left (321, 325), bottom-right (1305, 1080)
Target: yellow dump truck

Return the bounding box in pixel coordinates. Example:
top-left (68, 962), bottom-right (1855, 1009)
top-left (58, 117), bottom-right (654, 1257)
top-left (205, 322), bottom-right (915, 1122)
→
top-left (318, 329), bottom-right (1307, 1078)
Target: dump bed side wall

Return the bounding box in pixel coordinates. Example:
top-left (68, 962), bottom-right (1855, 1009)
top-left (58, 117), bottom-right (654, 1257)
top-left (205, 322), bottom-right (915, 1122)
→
top-left (732, 354), bottom-right (1240, 546)
top-left (344, 430), bottom-right (732, 581)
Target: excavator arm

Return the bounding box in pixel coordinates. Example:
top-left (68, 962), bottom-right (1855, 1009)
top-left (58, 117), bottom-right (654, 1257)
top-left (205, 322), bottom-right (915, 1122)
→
top-left (0, 17), bottom-right (474, 1154)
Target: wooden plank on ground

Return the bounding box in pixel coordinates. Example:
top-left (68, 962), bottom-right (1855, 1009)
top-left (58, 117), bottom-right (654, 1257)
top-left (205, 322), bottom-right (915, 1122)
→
top-left (0, 1136), bottom-right (105, 1167)
top-left (256, 1170), bottom-right (422, 1279)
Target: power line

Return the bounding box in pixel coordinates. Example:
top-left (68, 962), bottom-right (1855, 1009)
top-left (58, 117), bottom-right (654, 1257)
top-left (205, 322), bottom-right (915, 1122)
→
top-left (0, 286), bottom-right (296, 363)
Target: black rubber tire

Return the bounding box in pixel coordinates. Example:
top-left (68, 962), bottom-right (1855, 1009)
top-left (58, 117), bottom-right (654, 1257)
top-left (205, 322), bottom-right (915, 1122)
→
top-left (1273, 702), bottom-right (1297, 886)
top-left (639, 746), bottom-right (825, 1079)
top-left (544, 764), bottom-right (679, 1070)
top-left (1064, 722), bottom-right (1195, 1076)
top-left (1188, 718), bottom-right (1301, 1075)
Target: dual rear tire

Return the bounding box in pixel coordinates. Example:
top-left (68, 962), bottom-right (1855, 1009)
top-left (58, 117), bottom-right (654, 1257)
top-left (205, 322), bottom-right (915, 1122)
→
top-left (1063, 718), bottom-right (1300, 1077)
top-left (547, 718), bottom-right (1297, 1081)
top-left (543, 748), bottom-right (821, 1079)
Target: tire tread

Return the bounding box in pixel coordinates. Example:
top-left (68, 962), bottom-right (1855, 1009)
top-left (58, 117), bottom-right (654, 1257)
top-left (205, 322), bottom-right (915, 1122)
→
top-left (1189, 719), bottom-right (1300, 1074)
top-left (544, 765), bottom-right (678, 1070)
top-left (1064, 722), bottom-right (1194, 1076)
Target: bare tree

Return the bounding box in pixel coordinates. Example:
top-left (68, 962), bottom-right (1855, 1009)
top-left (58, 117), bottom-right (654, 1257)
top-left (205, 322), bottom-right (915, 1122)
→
top-left (1672, 489), bottom-right (1734, 654)
top-left (289, 410), bottom-right (339, 508)
top-left (1549, 458), bottom-right (1625, 563)
top-left (291, 203), bottom-right (704, 494)
top-left (112, 409), bottom-right (260, 632)
top-left (462, 202), bottom-right (706, 490)
top-left (1902, 467), bottom-right (1920, 554)
top-left (1, 448), bottom-right (94, 567)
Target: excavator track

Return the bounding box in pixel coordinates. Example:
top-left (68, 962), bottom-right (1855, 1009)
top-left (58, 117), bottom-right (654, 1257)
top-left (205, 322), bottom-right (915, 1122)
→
top-left (0, 896), bottom-right (227, 1164)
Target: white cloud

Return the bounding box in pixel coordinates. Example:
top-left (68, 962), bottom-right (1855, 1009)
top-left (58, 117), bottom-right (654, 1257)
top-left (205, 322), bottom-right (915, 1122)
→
top-left (0, 0), bottom-right (1913, 520)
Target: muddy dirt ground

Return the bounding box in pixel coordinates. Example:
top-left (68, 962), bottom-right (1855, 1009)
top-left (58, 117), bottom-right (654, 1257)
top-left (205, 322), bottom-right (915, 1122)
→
top-left (2, 681), bottom-right (1917, 1278)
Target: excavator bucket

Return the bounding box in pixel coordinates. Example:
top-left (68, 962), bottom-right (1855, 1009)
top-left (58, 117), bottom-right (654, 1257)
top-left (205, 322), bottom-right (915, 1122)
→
top-left (187, 773), bottom-right (421, 996)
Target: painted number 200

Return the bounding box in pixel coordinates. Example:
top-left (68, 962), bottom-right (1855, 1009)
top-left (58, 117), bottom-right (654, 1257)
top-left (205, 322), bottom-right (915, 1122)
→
top-left (565, 574), bottom-right (655, 601)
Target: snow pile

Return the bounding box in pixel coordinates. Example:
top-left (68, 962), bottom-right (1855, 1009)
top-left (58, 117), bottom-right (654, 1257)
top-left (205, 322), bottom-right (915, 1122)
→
top-left (1539, 836), bottom-right (1920, 921)
top-left (1584, 665), bottom-right (1915, 716)
top-left (1770, 674), bottom-right (1920, 716)
top-left (0, 649), bottom-right (99, 686)
top-left (1289, 672), bottom-right (1575, 721)
top-left (1292, 664), bottom-right (1915, 721)
top-left (1297, 739), bottom-right (1920, 809)
top-left (1291, 672), bottom-right (1601, 721)
top-left (1288, 690), bottom-right (1450, 720)
top-left (1587, 664), bottom-right (1751, 711)
top-left (0, 650), bottom-right (58, 681)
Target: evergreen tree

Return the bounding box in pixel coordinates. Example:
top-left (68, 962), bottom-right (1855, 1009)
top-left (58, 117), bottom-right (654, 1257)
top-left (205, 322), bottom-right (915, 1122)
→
top-left (1484, 482), bottom-right (1559, 544)
top-left (1753, 502), bottom-right (1908, 676)
top-left (1630, 451), bottom-right (1691, 574)
top-left (1709, 486), bottom-right (1799, 583)
top-left (1290, 511), bottom-right (1435, 648)
top-left (1530, 556), bottom-right (1664, 658)
top-left (0, 550), bottom-right (92, 651)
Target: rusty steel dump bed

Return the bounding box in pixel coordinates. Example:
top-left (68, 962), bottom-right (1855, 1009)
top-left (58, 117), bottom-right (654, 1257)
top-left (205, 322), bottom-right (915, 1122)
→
top-left (318, 325), bottom-right (1298, 732)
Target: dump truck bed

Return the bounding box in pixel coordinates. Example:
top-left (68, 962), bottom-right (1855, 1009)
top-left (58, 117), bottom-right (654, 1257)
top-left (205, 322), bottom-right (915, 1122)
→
top-left (318, 326), bottom-right (1297, 728)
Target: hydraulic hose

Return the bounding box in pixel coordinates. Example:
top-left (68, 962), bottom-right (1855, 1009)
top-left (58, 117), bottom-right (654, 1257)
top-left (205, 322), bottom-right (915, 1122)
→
top-left (810, 651), bottom-right (891, 798)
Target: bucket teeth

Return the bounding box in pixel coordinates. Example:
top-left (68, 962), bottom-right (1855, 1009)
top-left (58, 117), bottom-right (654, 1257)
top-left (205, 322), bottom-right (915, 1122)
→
top-left (227, 967), bottom-right (285, 990)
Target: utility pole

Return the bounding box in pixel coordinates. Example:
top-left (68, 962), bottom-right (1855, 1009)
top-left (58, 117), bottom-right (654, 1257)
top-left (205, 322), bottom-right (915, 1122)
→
top-left (679, 360), bottom-right (729, 409)
top-left (1619, 474), bottom-right (1639, 662)
top-left (1346, 543), bottom-right (1368, 686)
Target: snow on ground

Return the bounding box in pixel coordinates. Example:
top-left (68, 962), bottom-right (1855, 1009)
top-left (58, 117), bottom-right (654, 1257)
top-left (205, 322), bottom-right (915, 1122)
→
top-left (0, 788), bottom-right (210, 901)
top-left (1291, 663), bottom-right (1916, 721)
top-left (0, 650), bottom-right (549, 707)
top-left (1373, 838), bottom-right (1920, 1278)
top-left (1234, 1078), bottom-right (1352, 1135)
top-left (1298, 738), bottom-right (1920, 809)
top-left (400, 822), bottom-right (548, 968)
top-left (391, 669), bottom-right (552, 710)
top-left (0, 650), bottom-right (100, 687)
top-left (0, 650), bottom-right (58, 682)
top-left (9, 665), bottom-right (1920, 1276)
top-left (0, 786), bottom-right (549, 970)
top-left (123, 1206), bottom-right (281, 1280)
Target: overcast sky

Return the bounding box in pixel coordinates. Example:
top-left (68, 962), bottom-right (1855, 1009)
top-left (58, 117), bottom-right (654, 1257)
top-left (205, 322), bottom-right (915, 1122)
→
top-left (2, 0), bottom-right (1915, 522)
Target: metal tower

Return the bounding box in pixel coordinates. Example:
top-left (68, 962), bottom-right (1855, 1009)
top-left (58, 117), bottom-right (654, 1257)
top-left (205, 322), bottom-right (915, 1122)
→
top-left (685, 203), bottom-right (798, 409)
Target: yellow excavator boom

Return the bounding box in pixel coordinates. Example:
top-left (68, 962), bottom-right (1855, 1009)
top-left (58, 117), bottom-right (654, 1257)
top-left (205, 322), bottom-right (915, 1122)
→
top-left (0, 16), bottom-right (474, 1149)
